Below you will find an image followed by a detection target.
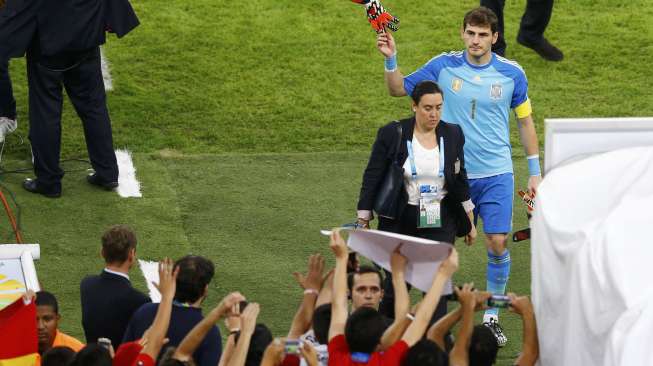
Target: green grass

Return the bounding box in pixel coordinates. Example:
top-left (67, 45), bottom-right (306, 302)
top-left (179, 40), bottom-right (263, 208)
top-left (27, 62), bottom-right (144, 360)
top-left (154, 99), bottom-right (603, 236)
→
top-left (5, 0), bottom-right (652, 158)
top-left (2, 0), bottom-right (652, 365)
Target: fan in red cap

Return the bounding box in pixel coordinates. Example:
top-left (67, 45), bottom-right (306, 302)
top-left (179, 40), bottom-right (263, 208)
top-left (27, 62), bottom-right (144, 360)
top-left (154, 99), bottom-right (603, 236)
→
top-left (351, 0), bottom-right (399, 33)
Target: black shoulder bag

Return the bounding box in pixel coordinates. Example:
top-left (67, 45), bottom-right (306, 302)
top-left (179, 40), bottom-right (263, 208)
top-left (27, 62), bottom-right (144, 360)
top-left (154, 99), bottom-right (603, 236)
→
top-left (373, 122), bottom-right (404, 220)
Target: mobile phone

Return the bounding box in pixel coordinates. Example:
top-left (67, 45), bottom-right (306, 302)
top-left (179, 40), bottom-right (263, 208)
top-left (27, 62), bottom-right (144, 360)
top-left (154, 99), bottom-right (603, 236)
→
top-left (284, 339), bottom-right (302, 355)
top-left (97, 337), bottom-right (112, 350)
top-left (487, 295), bottom-right (511, 308)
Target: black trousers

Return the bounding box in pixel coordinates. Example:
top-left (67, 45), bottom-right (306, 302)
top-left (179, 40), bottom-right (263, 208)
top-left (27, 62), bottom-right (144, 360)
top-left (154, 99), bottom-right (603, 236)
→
top-left (0, 58), bottom-right (16, 120)
top-left (377, 204), bottom-right (456, 323)
top-left (480, 0), bottom-right (555, 55)
top-left (26, 46), bottom-right (118, 191)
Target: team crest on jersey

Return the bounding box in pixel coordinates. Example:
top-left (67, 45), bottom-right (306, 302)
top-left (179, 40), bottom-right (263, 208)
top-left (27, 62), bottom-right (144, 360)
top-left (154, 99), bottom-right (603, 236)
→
top-left (451, 78), bottom-right (463, 92)
top-left (490, 83), bottom-right (503, 100)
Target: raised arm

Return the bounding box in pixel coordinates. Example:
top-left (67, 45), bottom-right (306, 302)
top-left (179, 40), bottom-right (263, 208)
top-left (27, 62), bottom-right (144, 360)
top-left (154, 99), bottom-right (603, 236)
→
top-left (140, 258), bottom-right (178, 360)
top-left (227, 303), bottom-right (261, 366)
top-left (428, 288), bottom-right (490, 352)
top-left (509, 294), bottom-right (539, 366)
top-left (174, 292), bottom-right (245, 362)
top-left (427, 307), bottom-right (462, 351)
top-left (401, 249), bottom-right (459, 346)
top-left (377, 31), bottom-right (407, 97)
top-left (449, 284), bottom-right (477, 366)
top-left (288, 254), bottom-right (325, 338)
top-left (328, 230), bottom-right (350, 342)
top-left (315, 269), bottom-right (334, 308)
top-left (379, 245), bottom-right (411, 350)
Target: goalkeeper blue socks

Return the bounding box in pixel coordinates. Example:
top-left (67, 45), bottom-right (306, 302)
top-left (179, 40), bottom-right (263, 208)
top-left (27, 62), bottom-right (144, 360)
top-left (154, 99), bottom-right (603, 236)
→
top-left (484, 249), bottom-right (511, 322)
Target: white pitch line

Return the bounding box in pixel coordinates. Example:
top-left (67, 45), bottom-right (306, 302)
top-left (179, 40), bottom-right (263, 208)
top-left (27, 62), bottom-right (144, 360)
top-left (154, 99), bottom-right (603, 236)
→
top-left (100, 47), bottom-right (113, 91)
top-left (115, 149), bottom-right (142, 198)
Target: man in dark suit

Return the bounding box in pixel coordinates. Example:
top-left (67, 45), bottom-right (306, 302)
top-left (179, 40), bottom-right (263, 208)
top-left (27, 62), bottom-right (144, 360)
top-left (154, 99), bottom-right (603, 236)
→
top-left (8, 0), bottom-right (140, 197)
top-left (80, 225), bottom-right (150, 349)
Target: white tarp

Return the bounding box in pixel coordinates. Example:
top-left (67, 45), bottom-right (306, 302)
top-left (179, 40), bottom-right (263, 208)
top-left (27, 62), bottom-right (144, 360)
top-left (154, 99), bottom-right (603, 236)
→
top-left (532, 146), bottom-right (653, 365)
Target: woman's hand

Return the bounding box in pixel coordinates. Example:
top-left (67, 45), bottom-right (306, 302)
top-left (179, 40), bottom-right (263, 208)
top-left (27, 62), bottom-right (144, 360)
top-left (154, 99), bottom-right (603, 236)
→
top-left (465, 212), bottom-right (477, 246)
top-left (356, 217), bottom-right (370, 229)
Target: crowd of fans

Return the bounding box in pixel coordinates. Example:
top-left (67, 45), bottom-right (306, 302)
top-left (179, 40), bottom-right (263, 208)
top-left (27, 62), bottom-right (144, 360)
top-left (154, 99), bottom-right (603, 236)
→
top-left (27, 225), bottom-right (539, 366)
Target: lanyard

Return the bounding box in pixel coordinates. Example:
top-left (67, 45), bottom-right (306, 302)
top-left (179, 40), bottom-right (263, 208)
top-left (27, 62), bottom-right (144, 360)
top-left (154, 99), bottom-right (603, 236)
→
top-left (407, 136), bottom-right (445, 181)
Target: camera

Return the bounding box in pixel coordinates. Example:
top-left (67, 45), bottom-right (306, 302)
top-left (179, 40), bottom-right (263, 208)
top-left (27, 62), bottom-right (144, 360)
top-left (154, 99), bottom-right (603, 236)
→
top-left (284, 339), bottom-right (302, 355)
top-left (486, 295), bottom-right (511, 308)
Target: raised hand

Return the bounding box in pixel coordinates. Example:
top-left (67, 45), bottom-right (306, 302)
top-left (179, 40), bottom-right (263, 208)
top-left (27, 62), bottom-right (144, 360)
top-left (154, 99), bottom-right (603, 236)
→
top-left (216, 292), bottom-right (246, 318)
top-left (240, 302), bottom-right (260, 336)
top-left (454, 283), bottom-right (475, 310)
top-left (329, 230), bottom-right (348, 260)
top-left (508, 293), bottom-right (534, 317)
top-left (438, 248), bottom-right (459, 277)
top-left (293, 254), bottom-right (325, 291)
top-left (155, 258), bottom-right (179, 300)
top-left (300, 342), bottom-right (319, 366)
top-left (390, 244), bottom-right (408, 274)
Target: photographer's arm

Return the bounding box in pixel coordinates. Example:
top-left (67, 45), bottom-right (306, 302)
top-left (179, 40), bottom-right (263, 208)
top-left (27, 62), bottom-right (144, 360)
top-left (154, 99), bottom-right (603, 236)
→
top-left (510, 294), bottom-right (539, 366)
top-left (449, 284), bottom-right (475, 366)
top-left (226, 303), bottom-right (260, 366)
top-left (427, 307), bottom-right (462, 351)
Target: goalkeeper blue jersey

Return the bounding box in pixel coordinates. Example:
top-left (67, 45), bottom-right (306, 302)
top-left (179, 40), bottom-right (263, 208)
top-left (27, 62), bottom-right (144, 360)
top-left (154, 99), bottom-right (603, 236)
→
top-left (404, 51), bottom-right (531, 178)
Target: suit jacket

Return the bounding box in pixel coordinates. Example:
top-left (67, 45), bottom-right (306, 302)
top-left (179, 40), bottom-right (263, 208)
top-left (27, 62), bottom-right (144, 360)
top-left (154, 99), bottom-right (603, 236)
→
top-left (0, 0), bottom-right (139, 59)
top-left (80, 270), bottom-right (150, 348)
top-left (37, 0), bottom-right (139, 56)
top-left (0, 0), bottom-right (41, 58)
top-left (358, 117), bottom-right (471, 236)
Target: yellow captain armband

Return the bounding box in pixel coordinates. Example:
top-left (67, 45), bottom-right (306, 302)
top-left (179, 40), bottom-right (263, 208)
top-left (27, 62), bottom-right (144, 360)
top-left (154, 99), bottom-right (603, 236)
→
top-left (514, 98), bottom-right (532, 119)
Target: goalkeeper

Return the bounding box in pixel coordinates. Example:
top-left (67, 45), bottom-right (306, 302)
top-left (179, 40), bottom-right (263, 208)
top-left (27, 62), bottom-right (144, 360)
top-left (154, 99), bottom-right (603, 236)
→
top-left (374, 6), bottom-right (542, 348)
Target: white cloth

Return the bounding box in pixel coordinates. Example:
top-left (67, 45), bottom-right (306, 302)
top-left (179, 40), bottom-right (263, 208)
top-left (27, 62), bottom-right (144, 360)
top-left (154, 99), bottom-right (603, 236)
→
top-left (402, 137), bottom-right (444, 205)
top-left (531, 146), bottom-right (653, 366)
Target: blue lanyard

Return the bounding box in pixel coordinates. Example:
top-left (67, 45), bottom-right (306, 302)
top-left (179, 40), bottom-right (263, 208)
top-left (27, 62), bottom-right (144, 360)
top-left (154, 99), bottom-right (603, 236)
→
top-left (407, 136), bottom-right (445, 181)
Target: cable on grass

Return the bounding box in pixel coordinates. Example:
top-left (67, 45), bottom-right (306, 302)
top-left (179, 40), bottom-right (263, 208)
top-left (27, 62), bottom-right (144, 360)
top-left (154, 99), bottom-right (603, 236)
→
top-left (0, 183), bottom-right (22, 243)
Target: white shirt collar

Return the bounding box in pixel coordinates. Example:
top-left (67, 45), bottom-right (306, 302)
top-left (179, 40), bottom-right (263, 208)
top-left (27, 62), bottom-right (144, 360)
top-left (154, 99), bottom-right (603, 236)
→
top-left (103, 268), bottom-right (130, 280)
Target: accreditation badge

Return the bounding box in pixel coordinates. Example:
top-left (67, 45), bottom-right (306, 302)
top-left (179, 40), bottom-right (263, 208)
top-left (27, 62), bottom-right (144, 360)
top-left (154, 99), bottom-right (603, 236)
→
top-left (418, 185), bottom-right (442, 228)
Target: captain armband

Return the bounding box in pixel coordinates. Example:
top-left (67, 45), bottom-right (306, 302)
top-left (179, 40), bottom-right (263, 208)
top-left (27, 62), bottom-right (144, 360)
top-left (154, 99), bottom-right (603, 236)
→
top-left (514, 99), bottom-right (532, 119)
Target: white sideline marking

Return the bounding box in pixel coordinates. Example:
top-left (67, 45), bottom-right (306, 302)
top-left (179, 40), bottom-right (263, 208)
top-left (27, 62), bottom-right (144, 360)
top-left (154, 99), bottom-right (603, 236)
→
top-left (138, 260), bottom-right (162, 303)
top-left (100, 47), bottom-right (113, 91)
top-left (115, 149), bottom-right (142, 198)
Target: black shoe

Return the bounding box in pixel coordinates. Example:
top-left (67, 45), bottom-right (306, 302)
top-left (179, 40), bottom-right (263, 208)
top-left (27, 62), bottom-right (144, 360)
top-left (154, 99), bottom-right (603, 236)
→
top-left (517, 36), bottom-right (563, 61)
top-left (86, 173), bottom-right (118, 191)
top-left (22, 178), bottom-right (61, 198)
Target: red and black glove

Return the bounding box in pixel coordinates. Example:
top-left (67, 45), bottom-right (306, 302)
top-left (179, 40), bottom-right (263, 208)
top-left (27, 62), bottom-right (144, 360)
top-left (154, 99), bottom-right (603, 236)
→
top-left (351, 0), bottom-right (399, 33)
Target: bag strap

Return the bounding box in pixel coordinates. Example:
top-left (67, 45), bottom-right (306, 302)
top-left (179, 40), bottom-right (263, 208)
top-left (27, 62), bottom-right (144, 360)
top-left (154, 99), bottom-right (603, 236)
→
top-left (392, 121), bottom-right (402, 163)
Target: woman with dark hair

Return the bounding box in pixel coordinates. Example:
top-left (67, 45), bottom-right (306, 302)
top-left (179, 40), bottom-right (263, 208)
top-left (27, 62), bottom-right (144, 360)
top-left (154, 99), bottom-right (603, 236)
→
top-left (356, 80), bottom-right (476, 319)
